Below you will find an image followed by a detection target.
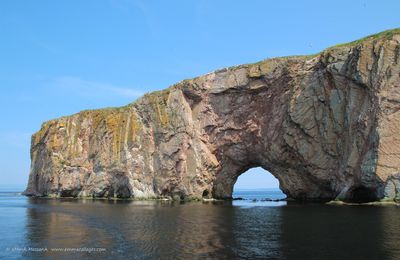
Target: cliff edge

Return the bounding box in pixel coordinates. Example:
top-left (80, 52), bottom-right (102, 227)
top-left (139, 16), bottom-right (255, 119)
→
top-left (25, 29), bottom-right (400, 202)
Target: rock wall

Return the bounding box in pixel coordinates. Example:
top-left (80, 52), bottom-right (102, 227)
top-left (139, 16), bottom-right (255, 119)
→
top-left (25, 29), bottom-right (400, 201)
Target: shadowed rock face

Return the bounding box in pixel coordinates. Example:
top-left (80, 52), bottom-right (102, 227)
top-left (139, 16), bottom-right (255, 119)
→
top-left (25, 29), bottom-right (400, 202)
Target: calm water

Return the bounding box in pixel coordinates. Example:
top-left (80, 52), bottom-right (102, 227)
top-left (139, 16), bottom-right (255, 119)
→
top-left (1, 188), bottom-right (400, 259)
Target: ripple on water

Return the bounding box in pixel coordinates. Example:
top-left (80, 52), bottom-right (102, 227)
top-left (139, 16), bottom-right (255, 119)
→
top-left (0, 192), bottom-right (399, 259)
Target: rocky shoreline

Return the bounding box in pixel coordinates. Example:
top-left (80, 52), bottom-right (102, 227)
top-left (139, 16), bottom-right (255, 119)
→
top-left (23, 193), bottom-right (400, 206)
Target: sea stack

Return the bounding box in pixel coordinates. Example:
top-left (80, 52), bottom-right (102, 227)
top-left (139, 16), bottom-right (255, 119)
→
top-left (25, 29), bottom-right (400, 202)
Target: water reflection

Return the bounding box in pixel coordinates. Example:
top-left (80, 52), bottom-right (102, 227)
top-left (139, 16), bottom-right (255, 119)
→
top-left (382, 206), bottom-right (400, 259)
top-left (1, 196), bottom-right (400, 259)
top-left (22, 199), bottom-right (284, 259)
top-left (24, 199), bottom-right (113, 259)
top-left (279, 205), bottom-right (400, 260)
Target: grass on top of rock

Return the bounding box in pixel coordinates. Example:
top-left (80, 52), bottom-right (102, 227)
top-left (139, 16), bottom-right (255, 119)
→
top-left (327, 28), bottom-right (400, 50)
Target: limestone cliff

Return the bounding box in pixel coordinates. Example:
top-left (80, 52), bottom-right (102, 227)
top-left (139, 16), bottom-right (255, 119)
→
top-left (25, 29), bottom-right (400, 202)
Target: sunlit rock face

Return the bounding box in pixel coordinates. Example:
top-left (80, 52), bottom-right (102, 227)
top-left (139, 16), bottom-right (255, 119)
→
top-left (25, 29), bottom-right (400, 202)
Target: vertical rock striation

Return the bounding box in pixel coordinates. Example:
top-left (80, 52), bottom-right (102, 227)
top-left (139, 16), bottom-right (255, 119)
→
top-left (25, 29), bottom-right (400, 202)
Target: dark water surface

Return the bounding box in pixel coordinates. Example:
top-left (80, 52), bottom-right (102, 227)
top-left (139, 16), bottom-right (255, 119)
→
top-left (1, 189), bottom-right (400, 259)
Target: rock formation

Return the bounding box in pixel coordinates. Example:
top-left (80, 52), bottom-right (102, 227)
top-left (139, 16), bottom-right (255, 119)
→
top-left (25, 29), bottom-right (400, 202)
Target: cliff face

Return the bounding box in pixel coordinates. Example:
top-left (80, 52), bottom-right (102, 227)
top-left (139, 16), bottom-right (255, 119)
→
top-left (25, 29), bottom-right (400, 201)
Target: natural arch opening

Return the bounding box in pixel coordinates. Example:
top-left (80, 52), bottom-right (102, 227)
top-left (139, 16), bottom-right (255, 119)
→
top-left (232, 167), bottom-right (286, 200)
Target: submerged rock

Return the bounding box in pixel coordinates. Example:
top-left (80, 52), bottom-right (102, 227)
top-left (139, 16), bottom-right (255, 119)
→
top-left (25, 29), bottom-right (400, 202)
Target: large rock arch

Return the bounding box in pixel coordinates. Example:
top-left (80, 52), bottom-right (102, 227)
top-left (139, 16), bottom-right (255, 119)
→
top-left (25, 29), bottom-right (400, 202)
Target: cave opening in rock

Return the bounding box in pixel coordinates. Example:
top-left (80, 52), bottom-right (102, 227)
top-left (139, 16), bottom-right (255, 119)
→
top-left (232, 167), bottom-right (286, 200)
top-left (202, 189), bottom-right (210, 198)
top-left (345, 186), bottom-right (378, 203)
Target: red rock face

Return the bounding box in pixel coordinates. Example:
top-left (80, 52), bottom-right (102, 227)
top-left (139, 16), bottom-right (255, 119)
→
top-left (25, 29), bottom-right (400, 202)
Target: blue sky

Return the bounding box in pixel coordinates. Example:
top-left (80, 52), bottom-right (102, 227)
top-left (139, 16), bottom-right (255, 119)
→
top-left (0, 0), bottom-right (399, 189)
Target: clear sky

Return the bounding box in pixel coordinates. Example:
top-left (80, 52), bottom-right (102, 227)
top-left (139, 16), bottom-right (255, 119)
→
top-left (0, 1), bottom-right (399, 189)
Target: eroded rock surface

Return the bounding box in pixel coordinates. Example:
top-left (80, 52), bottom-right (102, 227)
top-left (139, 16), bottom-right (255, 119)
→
top-left (25, 29), bottom-right (400, 201)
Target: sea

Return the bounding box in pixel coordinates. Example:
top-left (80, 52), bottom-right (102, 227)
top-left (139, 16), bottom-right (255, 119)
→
top-left (1, 186), bottom-right (400, 259)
